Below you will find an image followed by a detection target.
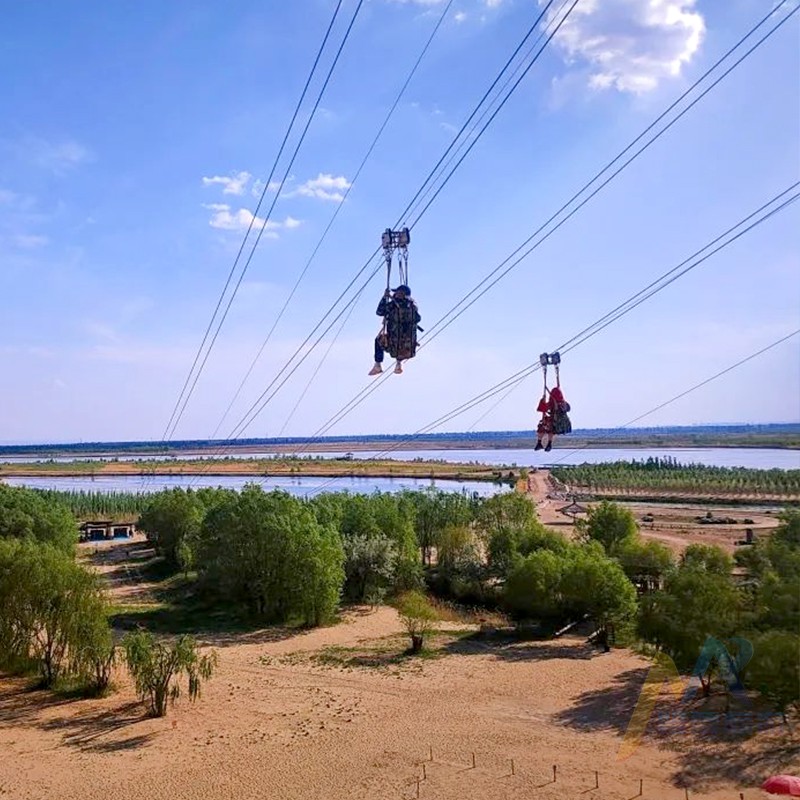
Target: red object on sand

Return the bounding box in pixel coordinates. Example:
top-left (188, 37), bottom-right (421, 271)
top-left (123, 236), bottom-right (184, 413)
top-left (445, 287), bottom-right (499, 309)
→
top-left (762, 775), bottom-right (800, 796)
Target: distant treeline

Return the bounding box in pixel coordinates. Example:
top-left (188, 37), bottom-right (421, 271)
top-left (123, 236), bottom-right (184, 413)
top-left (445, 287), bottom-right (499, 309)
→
top-left (553, 457), bottom-right (800, 497)
top-left (3, 423), bottom-right (799, 457)
top-left (32, 489), bottom-right (149, 518)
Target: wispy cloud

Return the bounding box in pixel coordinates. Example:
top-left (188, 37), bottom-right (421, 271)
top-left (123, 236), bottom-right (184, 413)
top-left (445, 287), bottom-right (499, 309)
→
top-left (203, 203), bottom-right (301, 237)
top-left (27, 138), bottom-right (93, 173)
top-left (14, 234), bottom-right (48, 249)
top-left (251, 177), bottom-right (285, 197)
top-left (202, 170), bottom-right (253, 195)
top-left (0, 188), bottom-right (17, 205)
top-left (82, 321), bottom-right (120, 344)
top-left (542, 0), bottom-right (705, 94)
top-left (290, 173), bottom-right (352, 203)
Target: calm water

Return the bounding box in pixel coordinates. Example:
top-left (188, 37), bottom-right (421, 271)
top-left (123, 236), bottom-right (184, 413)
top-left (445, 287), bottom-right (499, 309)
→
top-left (2, 474), bottom-right (509, 498)
top-left (1, 447), bottom-right (796, 469)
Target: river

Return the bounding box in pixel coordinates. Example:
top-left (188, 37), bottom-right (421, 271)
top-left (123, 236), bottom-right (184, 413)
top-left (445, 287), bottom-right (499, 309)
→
top-left (1, 474), bottom-right (509, 497)
top-left (0, 447), bottom-right (797, 469)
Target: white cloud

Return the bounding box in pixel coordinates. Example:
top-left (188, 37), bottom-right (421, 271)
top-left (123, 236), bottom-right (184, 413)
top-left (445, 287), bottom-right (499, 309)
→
top-left (203, 203), bottom-right (301, 237)
top-left (543, 0), bottom-right (706, 94)
top-left (251, 177), bottom-right (284, 197)
top-left (29, 138), bottom-right (92, 172)
top-left (454, 11), bottom-right (467, 22)
top-left (83, 321), bottom-right (120, 343)
top-left (292, 173), bottom-right (352, 202)
top-left (14, 234), bottom-right (48, 249)
top-left (202, 170), bottom-right (252, 195)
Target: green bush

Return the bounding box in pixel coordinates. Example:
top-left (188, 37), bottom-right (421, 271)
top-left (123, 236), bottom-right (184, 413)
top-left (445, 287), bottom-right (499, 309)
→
top-left (396, 591), bottom-right (437, 653)
top-left (123, 630), bottom-right (217, 717)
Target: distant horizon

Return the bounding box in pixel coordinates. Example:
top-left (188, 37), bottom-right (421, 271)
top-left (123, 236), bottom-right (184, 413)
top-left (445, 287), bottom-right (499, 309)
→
top-left (2, 421), bottom-right (799, 451)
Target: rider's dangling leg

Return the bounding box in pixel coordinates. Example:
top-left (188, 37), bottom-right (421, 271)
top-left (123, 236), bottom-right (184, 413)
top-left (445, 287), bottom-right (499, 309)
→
top-left (369, 335), bottom-right (386, 376)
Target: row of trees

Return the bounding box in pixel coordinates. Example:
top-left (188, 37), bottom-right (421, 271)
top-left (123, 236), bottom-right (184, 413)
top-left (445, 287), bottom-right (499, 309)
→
top-left (553, 460), bottom-right (800, 496)
top-left (33, 489), bottom-right (150, 518)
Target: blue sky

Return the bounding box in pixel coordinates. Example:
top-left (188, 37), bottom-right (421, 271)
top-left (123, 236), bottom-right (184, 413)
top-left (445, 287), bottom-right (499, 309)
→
top-left (1, 0), bottom-right (798, 444)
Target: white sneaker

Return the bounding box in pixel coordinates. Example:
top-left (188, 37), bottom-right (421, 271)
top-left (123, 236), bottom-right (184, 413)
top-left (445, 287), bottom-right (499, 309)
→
top-left (394, 361), bottom-right (403, 375)
top-left (368, 363), bottom-right (383, 376)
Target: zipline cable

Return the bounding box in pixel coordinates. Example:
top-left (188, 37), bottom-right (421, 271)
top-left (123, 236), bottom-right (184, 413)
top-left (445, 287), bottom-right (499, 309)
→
top-left (209, 0), bottom-right (571, 447)
top-left (395, 187), bottom-right (800, 440)
top-left (303, 329), bottom-right (800, 498)
top-left (161, 0), bottom-right (345, 442)
top-left (165, 0), bottom-right (365, 441)
top-left (209, 0), bottom-right (456, 439)
top-left (549, 328), bottom-right (800, 467)
top-left (300, 2), bottom-right (798, 444)
top-left (300, 184), bottom-right (798, 493)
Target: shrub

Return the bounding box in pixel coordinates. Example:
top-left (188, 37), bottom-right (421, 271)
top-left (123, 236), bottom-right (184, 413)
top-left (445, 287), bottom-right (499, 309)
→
top-left (396, 591), bottom-right (437, 654)
top-left (123, 630), bottom-right (217, 717)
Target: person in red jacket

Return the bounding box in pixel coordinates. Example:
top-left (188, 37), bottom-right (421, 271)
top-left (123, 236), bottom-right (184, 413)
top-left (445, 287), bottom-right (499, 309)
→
top-left (535, 385), bottom-right (572, 452)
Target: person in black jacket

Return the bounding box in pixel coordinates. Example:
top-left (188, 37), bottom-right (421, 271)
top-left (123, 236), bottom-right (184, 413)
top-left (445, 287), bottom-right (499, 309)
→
top-left (369, 284), bottom-right (421, 375)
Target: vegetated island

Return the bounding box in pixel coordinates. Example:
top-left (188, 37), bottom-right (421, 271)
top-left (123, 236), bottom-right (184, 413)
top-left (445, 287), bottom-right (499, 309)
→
top-left (1, 422), bottom-right (799, 461)
top-left (0, 455), bottom-right (512, 482)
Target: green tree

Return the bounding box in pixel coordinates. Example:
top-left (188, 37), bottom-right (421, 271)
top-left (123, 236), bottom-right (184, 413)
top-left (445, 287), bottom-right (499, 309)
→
top-left (638, 565), bottom-right (742, 673)
top-left (746, 631), bottom-right (800, 723)
top-left (396, 590), bottom-right (437, 653)
top-left (576, 501), bottom-right (638, 555)
top-left (504, 550), bottom-right (565, 622)
top-left (772, 509), bottom-right (800, 548)
top-left (615, 538), bottom-right (675, 588)
top-left (735, 512), bottom-right (800, 633)
top-left (680, 543), bottom-right (733, 575)
top-left (404, 489), bottom-right (474, 566)
top-left (0, 539), bottom-right (112, 688)
top-left (0, 484), bottom-right (77, 552)
top-left (123, 630), bottom-right (217, 717)
top-left (437, 524), bottom-right (478, 575)
top-left (196, 486), bottom-right (344, 625)
top-left (561, 546), bottom-right (638, 649)
top-left (137, 489), bottom-right (205, 569)
top-left (343, 534), bottom-right (396, 602)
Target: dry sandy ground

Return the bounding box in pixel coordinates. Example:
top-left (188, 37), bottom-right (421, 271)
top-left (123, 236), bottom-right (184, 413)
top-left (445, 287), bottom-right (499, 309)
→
top-left (525, 470), bottom-right (781, 555)
top-left (1, 603), bottom-right (797, 800)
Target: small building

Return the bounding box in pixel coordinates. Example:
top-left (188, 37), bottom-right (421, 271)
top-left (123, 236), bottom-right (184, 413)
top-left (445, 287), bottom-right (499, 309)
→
top-left (79, 520), bottom-right (135, 542)
top-left (558, 500), bottom-right (588, 519)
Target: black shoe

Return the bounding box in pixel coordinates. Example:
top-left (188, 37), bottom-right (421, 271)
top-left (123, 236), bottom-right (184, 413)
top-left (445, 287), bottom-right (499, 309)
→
top-left (534, 441), bottom-right (543, 451)
top-left (544, 442), bottom-right (552, 452)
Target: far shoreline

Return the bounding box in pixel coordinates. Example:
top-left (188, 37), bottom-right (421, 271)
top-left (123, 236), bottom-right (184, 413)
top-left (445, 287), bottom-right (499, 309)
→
top-left (1, 432), bottom-right (799, 461)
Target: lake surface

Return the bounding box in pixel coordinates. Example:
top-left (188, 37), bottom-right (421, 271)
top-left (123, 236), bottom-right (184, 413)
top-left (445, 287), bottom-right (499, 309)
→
top-left (2, 474), bottom-right (509, 498)
top-left (1, 447), bottom-right (797, 469)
